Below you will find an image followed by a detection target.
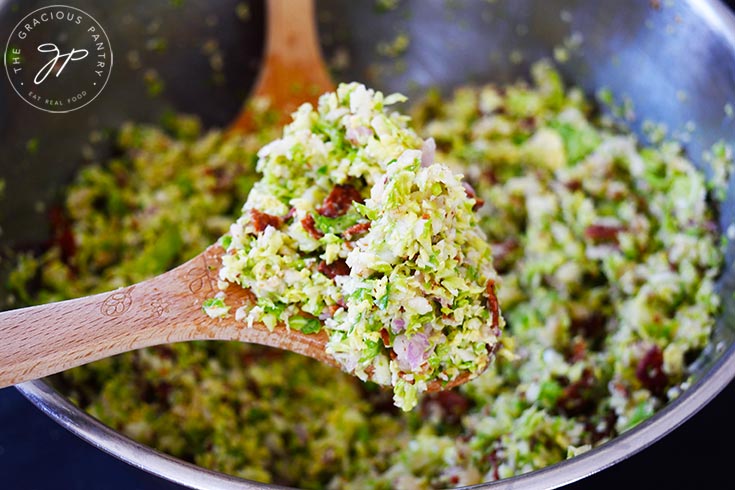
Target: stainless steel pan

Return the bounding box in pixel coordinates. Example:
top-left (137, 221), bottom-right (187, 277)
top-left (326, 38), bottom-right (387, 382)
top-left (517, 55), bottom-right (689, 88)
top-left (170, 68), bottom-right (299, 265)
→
top-left (3, 1), bottom-right (735, 488)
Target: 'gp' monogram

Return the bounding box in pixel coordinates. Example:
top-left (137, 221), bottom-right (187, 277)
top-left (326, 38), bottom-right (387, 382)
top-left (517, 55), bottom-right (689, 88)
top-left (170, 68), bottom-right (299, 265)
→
top-left (33, 43), bottom-right (88, 84)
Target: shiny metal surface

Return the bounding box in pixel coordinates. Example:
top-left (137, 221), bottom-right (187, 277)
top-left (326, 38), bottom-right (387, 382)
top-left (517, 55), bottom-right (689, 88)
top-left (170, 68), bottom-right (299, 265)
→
top-left (0, 0), bottom-right (265, 250)
top-left (9, 0), bottom-right (735, 489)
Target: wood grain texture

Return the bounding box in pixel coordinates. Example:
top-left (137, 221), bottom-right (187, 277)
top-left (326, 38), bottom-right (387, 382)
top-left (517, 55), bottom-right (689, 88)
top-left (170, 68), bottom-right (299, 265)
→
top-left (0, 245), bottom-right (334, 388)
top-left (230, 0), bottom-right (334, 131)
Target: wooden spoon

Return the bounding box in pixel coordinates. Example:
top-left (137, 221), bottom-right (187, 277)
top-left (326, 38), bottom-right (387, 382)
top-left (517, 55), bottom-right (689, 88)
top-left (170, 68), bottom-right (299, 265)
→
top-left (0, 0), bottom-right (473, 392)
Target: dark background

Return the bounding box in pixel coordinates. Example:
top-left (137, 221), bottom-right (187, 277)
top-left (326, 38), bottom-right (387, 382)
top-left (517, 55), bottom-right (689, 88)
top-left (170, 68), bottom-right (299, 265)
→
top-left (2, 1), bottom-right (735, 489)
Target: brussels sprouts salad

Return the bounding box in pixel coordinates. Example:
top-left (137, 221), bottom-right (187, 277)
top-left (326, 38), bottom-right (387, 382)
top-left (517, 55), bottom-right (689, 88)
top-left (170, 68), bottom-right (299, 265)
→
top-left (205, 83), bottom-right (503, 410)
top-left (7, 61), bottom-right (732, 488)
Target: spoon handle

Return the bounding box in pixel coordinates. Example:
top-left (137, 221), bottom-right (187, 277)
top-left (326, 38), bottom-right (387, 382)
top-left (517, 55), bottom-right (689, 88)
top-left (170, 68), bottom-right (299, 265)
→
top-left (230, 0), bottom-right (333, 130)
top-left (0, 245), bottom-right (332, 388)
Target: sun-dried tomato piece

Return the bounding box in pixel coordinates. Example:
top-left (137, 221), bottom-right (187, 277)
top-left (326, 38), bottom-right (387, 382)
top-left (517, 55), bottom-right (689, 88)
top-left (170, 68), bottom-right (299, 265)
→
top-left (462, 182), bottom-right (485, 211)
top-left (327, 304), bottom-right (341, 317)
top-left (317, 259), bottom-right (350, 279)
top-left (482, 168), bottom-right (499, 185)
top-left (48, 206), bottom-right (76, 263)
top-left (557, 368), bottom-right (598, 416)
top-left (380, 329), bottom-right (391, 348)
top-left (301, 214), bottom-right (323, 239)
top-left (570, 313), bottom-right (607, 340)
top-left (343, 221), bottom-right (371, 241)
top-left (317, 184), bottom-right (363, 218)
top-left (636, 345), bottom-right (668, 396)
top-left (486, 449), bottom-right (501, 481)
top-left (486, 280), bottom-right (500, 330)
top-left (519, 116), bottom-right (537, 132)
top-left (420, 390), bottom-right (471, 425)
top-left (569, 337), bottom-right (588, 363)
top-left (462, 182), bottom-right (476, 198)
top-left (584, 224), bottom-right (624, 243)
top-left (250, 209), bottom-right (283, 233)
top-left (585, 410), bottom-right (617, 444)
